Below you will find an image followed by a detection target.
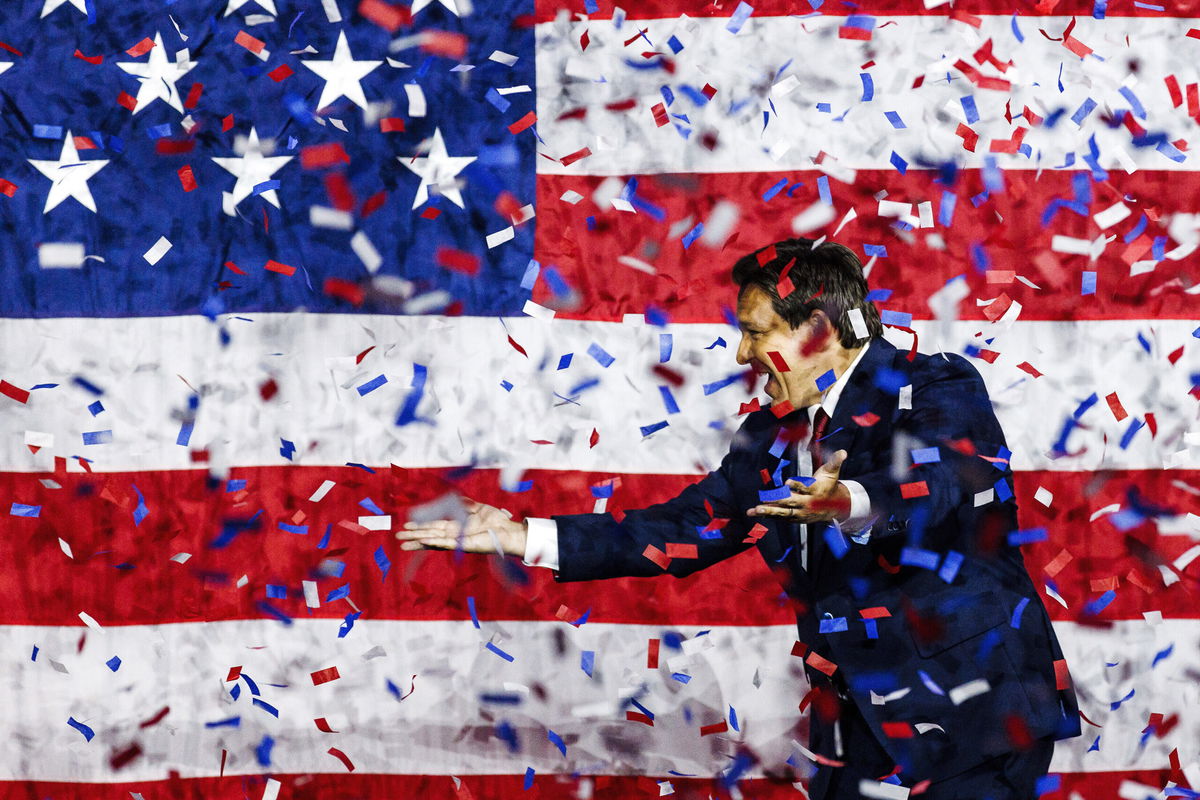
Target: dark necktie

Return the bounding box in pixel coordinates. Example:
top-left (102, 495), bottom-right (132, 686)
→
top-left (808, 407), bottom-right (831, 472)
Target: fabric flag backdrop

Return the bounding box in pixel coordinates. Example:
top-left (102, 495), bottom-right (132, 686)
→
top-left (1, 0), bottom-right (1198, 797)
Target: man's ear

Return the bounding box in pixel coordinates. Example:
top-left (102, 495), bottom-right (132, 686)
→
top-left (800, 309), bottom-right (833, 356)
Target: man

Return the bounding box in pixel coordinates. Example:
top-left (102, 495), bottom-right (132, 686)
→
top-left (399, 238), bottom-right (1081, 799)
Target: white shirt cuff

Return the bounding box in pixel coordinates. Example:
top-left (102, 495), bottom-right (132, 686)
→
top-left (522, 517), bottom-right (560, 570)
top-left (840, 480), bottom-right (873, 535)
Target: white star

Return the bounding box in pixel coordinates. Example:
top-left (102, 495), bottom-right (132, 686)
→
top-left (399, 128), bottom-right (476, 209)
top-left (301, 31), bottom-right (381, 111)
top-left (223, 0), bottom-right (277, 14)
top-left (40, 0), bottom-right (87, 17)
top-left (0, 63), bottom-right (11, 77)
top-left (211, 127), bottom-right (293, 216)
top-left (411, 0), bottom-right (461, 14)
top-left (28, 131), bottom-right (110, 214)
top-left (116, 32), bottom-right (197, 115)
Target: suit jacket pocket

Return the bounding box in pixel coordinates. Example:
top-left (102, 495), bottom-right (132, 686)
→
top-left (906, 590), bottom-right (1007, 658)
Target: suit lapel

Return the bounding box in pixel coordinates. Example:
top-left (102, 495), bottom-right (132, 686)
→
top-left (809, 338), bottom-right (897, 583)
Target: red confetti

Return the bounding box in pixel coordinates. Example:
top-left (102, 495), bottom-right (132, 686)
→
top-left (1015, 361), bottom-right (1042, 378)
top-left (955, 123), bottom-right (979, 152)
top-left (507, 335), bottom-right (528, 358)
top-left (126, 37), bottom-right (155, 57)
top-left (699, 721), bottom-right (728, 736)
top-left (358, 0), bottom-right (411, 32)
top-left (881, 721), bottom-right (914, 738)
top-left (900, 481), bottom-right (930, 499)
top-left (580, 29), bottom-right (590, 50)
top-left (647, 638), bottom-right (660, 669)
top-left (738, 398), bottom-right (762, 415)
top-left (310, 666), bottom-right (341, 685)
top-left (851, 411), bottom-right (880, 427)
top-left (559, 146), bottom-right (592, 167)
top-left (362, 190), bottom-right (387, 218)
top-left (380, 117), bottom-right (406, 132)
top-left (507, 111), bottom-right (537, 134)
top-left (859, 607), bottom-right (892, 619)
top-left (436, 247), bottom-right (480, 275)
top-left (177, 165), bottom-right (197, 192)
top-left (184, 82), bottom-right (203, 109)
top-left (264, 259), bottom-right (296, 276)
top-left (665, 543), bottom-right (698, 559)
top-left (73, 49), bottom-right (103, 64)
top-left (838, 25), bottom-right (871, 40)
top-left (421, 31), bottom-right (468, 59)
top-left (700, 83), bottom-right (717, 99)
top-left (770, 400), bottom-right (795, 418)
top-left (1188, 28), bottom-right (1200, 39)
top-left (0, 41), bottom-right (22, 56)
top-left (642, 545), bottom-right (670, 570)
top-left (156, 139), bottom-right (195, 154)
top-left (626, 711), bottom-right (653, 725)
top-left (324, 172), bottom-right (355, 211)
top-left (651, 102), bottom-right (669, 127)
top-left (327, 747), bottom-right (356, 772)
top-left (223, 260), bottom-right (247, 276)
top-left (805, 651), bottom-right (837, 676)
top-left (791, 641), bottom-right (808, 658)
top-left (0, 380), bottom-right (30, 404)
top-left (0, 179), bottom-right (16, 198)
top-left (117, 91), bottom-right (137, 111)
top-left (323, 278), bottom-right (364, 306)
top-left (225, 666), bottom-right (242, 682)
top-left (268, 63), bottom-right (294, 82)
top-left (1105, 392), bottom-right (1128, 422)
top-left (301, 142), bottom-right (351, 170)
top-left (222, 114), bottom-right (234, 132)
top-left (235, 31), bottom-right (266, 55)
top-left (139, 706), bottom-right (170, 728)
top-left (315, 717), bottom-right (338, 733)
top-left (765, 351), bottom-right (790, 372)
top-left (589, 428), bottom-right (599, 448)
top-left (419, 206), bottom-right (441, 220)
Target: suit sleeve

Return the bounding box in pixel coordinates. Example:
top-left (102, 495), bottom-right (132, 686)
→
top-left (849, 355), bottom-right (1015, 547)
top-left (551, 421), bottom-right (761, 583)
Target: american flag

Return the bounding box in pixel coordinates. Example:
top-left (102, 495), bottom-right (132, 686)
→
top-left (1, 0), bottom-right (1198, 797)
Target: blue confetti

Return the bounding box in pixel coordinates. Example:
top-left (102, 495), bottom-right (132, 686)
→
top-left (702, 373), bottom-right (741, 395)
top-left (468, 596), bottom-right (480, 629)
top-left (659, 333), bottom-right (673, 363)
top-left (581, 650), bottom-right (594, 677)
top-left (705, 337), bottom-right (727, 350)
top-left (819, 616), bottom-right (848, 633)
top-left (859, 73), bottom-right (874, 101)
top-left (729, 705), bottom-right (740, 731)
top-left (487, 642), bottom-right (515, 662)
top-left (726, 1), bottom-right (754, 33)
top-left (524, 767), bottom-right (535, 790)
top-left (1082, 271), bottom-right (1096, 296)
top-left (672, 672), bottom-right (692, 683)
top-left (1072, 98), bottom-right (1097, 126)
top-left (939, 550), bottom-right (964, 583)
top-left (880, 310), bottom-right (912, 327)
top-left (106, 655), bottom-right (121, 672)
top-left (88, 400), bottom-right (104, 416)
top-left (884, 110), bottom-right (905, 129)
top-left (34, 124), bottom-right (64, 139)
top-left (1008, 528), bottom-right (1048, 546)
top-left (888, 152), bottom-right (907, 174)
top-left (325, 584), bottom-right (350, 602)
top-left (252, 179), bottom-right (280, 195)
top-left (395, 364), bottom-right (429, 427)
top-left (762, 178), bottom-right (788, 201)
top-left (994, 478), bottom-right (1013, 502)
top-left (256, 735), bottom-right (275, 766)
top-left (587, 343), bottom-right (614, 367)
top-left (1010, 13), bottom-right (1025, 41)
top-left (374, 546), bottom-right (391, 581)
top-left (82, 430), bottom-right (113, 445)
top-left (939, 190), bottom-right (957, 226)
top-left (1109, 687), bottom-right (1135, 710)
top-left (816, 175), bottom-right (831, 204)
top-left (640, 420), bottom-right (668, 437)
top-left (205, 716), bottom-right (241, 728)
top-left (759, 486), bottom-right (791, 502)
top-left (252, 698), bottom-right (280, 717)
top-left (681, 223), bottom-right (703, 249)
top-left (557, 353), bottom-right (572, 370)
top-left (520, 259), bottom-right (540, 290)
top-left (547, 729), bottom-right (566, 756)
top-left (279, 438), bottom-right (295, 459)
top-left (10, 503), bottom-right (40, 517)
top-left (825, 525), bottom-right (849, 559)
top-left (1085, 590), bottom-right (1117, 617)
top-left (1119, 418), bottom-right (1145, 449)
top-left (277, 522), bottom-right (307, 535)
top-left (659, 386), bottom-right (680, 414)
top-left (911, 447), bottom-right (939, 464)
top-left (960, 95), bottom-right (980, 124)
top-left (68, 717), bottom-right (96, 741)
top-left (918, 670), bottom-right (945, 696)
top-left (1152, 643), bottom-right (1173, 667)
top-left (815, 369), bottom-right (836, 391)
top-left (357, 374), bottom-right (388, 396)
top-left (1010, 597), bottom-right (1031, 628)
top-left (901, 548), bottom-right (940, 570)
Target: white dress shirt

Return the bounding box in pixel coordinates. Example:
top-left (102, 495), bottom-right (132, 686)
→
top-left (523, 342), bottom-right (876, 570)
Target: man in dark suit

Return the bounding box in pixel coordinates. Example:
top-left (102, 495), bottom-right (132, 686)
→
top-left (399, 238), bottom-right (1081, 799)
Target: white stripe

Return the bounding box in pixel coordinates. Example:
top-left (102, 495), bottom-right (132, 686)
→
top-left (1, 618), bottom-right (1191, 781)
top-left (1, 316), bottom-right (1195, 474)
top-left (535, 15), bottom-right (1200, 175)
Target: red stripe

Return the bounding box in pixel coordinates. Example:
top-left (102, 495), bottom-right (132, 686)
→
top-left (1, 467), bottom-right (1195, 627)
top-left (535, 0), bottom-right (1194, 19)
top-left (535, 170), bottom-right (1196, 322)
top-left (0, 769), bottom-right (1182, 798)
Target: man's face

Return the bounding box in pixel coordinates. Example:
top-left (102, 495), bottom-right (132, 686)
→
top-left (735, 286), bottom-right (837, 409)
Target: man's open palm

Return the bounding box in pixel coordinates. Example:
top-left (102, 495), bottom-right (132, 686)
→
top-left (396, 499), bottom-right (527, 557)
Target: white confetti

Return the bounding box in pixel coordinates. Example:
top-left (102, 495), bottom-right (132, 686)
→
top-left (486, 227), bottom-right (515, 248)
top-left (405, 84), bottom-right (427, 117)
top-left (309, 480), bottom-right (337, 502)
top-left (948, 678), bottom-right (990, 705)
top-left (143, 236), bottom-right (172, 266)
top-left (358, 515), bottom-right (392, 531)
top-left (38, 243), bottom-right (85, 269)
top-left (488, 50), bottom-right (519, 66)
top-left (351, 230), bottom-right (383, 273)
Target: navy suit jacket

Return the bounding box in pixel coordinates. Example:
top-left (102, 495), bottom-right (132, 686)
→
top-left (550, 338), bottom-right (1081, 783)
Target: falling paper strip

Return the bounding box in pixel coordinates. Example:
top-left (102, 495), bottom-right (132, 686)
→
top-left (37, 243), bottom-right (85, 269)
top-left (143, 236), bottom-right (173, 266)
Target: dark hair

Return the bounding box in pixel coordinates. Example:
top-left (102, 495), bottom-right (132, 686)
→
top-left (730, 238), bottom-right (883, 348)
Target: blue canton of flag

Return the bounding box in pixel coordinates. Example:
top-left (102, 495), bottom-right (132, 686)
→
top-left (0, 0), bottom-right (535, 318)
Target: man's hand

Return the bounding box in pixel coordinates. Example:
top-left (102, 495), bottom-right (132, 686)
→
top-left (396, 499), bottom-right (528, 558)
top-left (748, 450), bottom-right (851, 523)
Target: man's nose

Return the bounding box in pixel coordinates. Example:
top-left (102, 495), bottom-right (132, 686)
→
top-left (735, 334), bottom-right (751, 365)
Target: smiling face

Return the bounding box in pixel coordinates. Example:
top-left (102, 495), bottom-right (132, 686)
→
top-left (735, 286), bottom-right (846, 410)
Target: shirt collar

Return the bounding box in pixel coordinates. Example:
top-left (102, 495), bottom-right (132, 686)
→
top-left (813, 340), bottom-right (872, 420)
